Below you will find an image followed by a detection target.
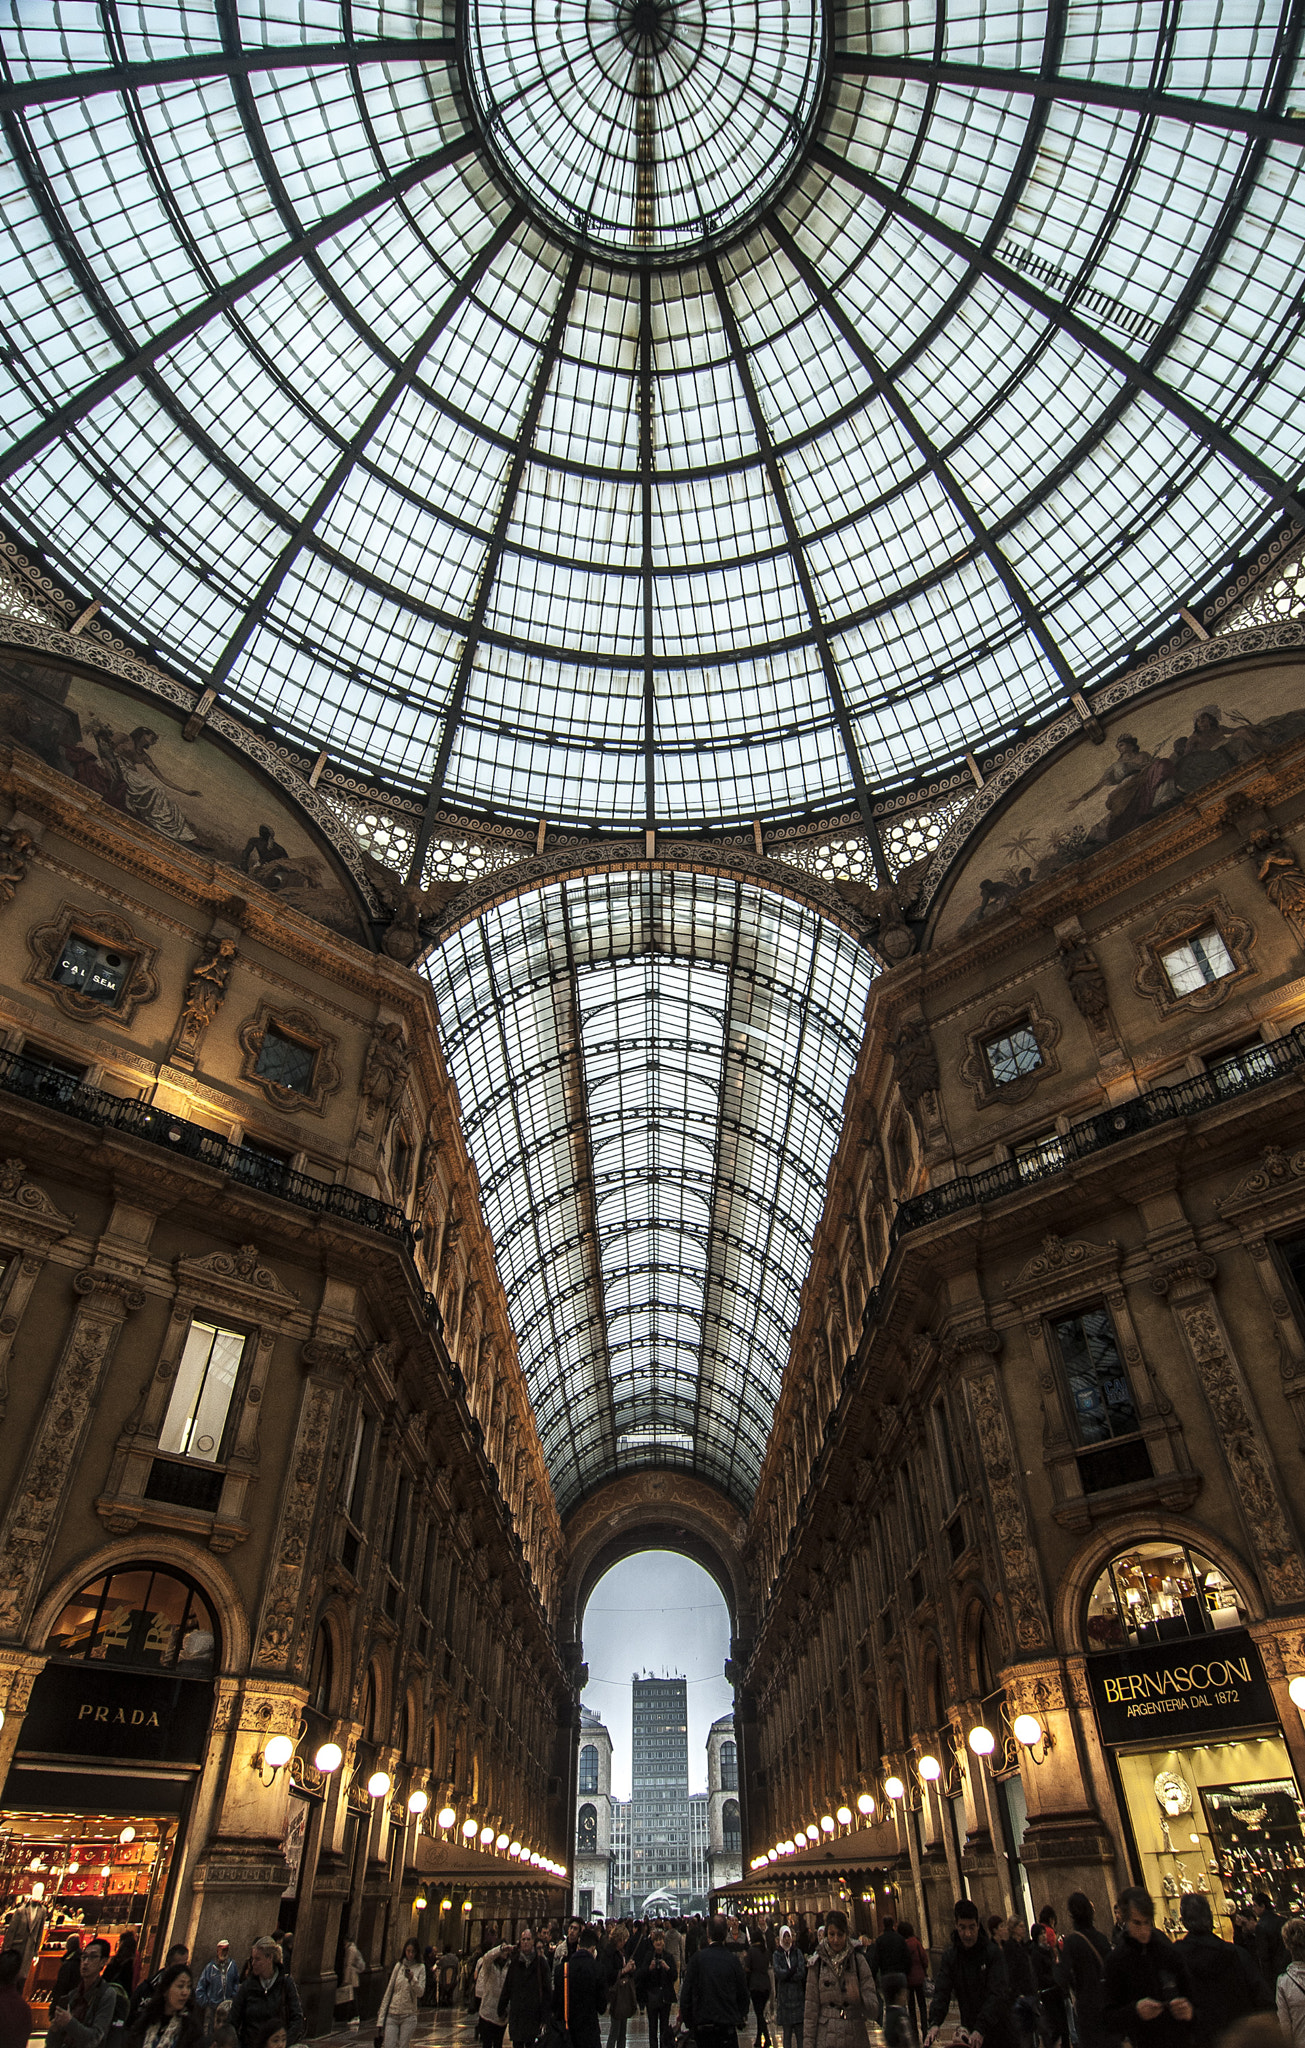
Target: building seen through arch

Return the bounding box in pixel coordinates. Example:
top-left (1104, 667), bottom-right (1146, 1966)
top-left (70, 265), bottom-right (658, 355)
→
top-left (0, 0), bottom-right (1304, 2008)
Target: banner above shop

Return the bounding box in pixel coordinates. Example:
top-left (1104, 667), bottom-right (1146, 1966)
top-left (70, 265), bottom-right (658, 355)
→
top-left (1087, 1629), bottom-right (1278, 1746)
top-left (19, 1661), bottom-right (212, 1764)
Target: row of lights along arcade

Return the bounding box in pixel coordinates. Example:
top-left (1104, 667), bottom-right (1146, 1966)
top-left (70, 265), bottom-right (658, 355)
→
top-left (748, 1714), bottom-right (1050, 1871)
top-left (255, 1736), bottom-right (567, 1882)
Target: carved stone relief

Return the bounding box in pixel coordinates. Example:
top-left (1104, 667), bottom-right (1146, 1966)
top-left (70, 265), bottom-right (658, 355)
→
top-left (953, 1341), bottom-right (1051, 1652)
top-left (170, 930), bottom-right (239, 1070)
top-left (0, 824), bottom-right (35, 905)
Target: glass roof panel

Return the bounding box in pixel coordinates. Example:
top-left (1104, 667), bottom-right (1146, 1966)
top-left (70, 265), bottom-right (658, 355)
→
top-left (425, 871), bottom-right (874, 1511)
top-left (2, 0), bottom-right (1302, 842)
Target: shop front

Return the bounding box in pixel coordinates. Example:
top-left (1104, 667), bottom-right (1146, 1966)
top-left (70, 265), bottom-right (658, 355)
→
top-left (0, 1563), bottom-right (216, 2015)
top-left (1084, 1538), bottom-right (1305, 1936)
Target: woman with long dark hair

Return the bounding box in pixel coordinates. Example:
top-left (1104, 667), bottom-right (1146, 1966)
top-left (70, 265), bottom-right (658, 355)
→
top-left (123, 1965), bottom-right (203, 2048)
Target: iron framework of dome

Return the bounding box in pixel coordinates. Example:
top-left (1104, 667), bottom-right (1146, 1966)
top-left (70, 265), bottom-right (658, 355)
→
top-left (0, 0), bottom-right (1303, 856)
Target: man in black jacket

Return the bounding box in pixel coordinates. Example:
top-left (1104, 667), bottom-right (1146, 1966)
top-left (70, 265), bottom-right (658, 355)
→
top-left (1176, 1895), bottom-right (1270, 2046)
top-left (1055, 1893), bottom-right (1119, 2048)
top-left (1102, 1888), bottom-right (1193, 2048)
top-left (874, 1923), bottom-right (910, 1985)
top-left (1252, 1894), bottom-right (1288, 1987)
top-left (498, 1927), bottom-right (552, 2048)
top-left (555, 1928), bottom-right (608, 2048)
top-left (637, 1930), bottom-right (678, 2048)
top-left (925, 1901), bottom-right (1014, 2048)
top-left (680, 1916), bottom-right (749, 2048)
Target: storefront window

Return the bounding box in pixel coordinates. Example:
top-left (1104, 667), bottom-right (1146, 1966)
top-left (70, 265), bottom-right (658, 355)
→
top-left (1115, 1740), bottom-right (1305, 1937)
top-left (47, 1567), bottom-right (217, 1672)
top-left (0, 1814), bottom-right (178, 2015)
top-left (1085, 1542), bottom-right (1243, 1651)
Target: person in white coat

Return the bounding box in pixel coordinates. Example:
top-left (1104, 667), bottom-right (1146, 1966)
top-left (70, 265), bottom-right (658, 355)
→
top-left (1277, 1918), bottom-right (1305, 2047)
top-left (377, 1942), bottom-right (425, 2048)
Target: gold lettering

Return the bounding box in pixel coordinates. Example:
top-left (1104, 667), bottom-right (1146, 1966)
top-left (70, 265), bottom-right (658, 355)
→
top-left (78, 1704), bottom-right (93, 1720)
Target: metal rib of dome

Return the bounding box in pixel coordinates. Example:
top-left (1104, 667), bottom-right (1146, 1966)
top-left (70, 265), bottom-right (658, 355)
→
top-left (423, 871), bottom-right (874, 1511)
top-left (1, 0), bottom-right (1302, 846)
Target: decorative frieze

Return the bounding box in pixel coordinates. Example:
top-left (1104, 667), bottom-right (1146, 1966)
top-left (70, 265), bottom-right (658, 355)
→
top-left (254, 1377), bottom-right (340, 1670)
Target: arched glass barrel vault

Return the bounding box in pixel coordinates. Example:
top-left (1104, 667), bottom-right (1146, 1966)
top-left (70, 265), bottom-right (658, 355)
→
top-left (424, 870), bottom-right (875, 1510)
top-left (0, 0), bottom-right (1303, 846)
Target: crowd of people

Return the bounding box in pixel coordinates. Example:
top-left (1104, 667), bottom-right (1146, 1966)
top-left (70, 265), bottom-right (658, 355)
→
top-left (4, 1888), bottom-right (1304, 2048)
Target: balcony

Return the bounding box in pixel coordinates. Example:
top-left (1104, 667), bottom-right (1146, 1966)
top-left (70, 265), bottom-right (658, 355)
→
top-left (890, 1021), bottom-right (1305, 1246)
top-left (0, 1046), bottom-right (416, 1249)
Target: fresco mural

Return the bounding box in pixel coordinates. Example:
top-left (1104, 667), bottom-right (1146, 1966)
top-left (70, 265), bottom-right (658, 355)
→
top-left (934, 664), bottom-right (1305, 943)
top-left (0, 652), bottom-right (369, 943)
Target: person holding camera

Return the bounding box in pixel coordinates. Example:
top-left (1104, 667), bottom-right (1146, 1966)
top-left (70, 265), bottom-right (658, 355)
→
top-left (1102, 1890), bottom-right (1194, 2048)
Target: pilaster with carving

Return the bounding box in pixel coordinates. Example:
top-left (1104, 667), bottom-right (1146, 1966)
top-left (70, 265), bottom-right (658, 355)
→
top-left (0, 1157), bottom-right (75, 1417)
top-left (1152, 1254), bottom-right (1305, 1603)
top-left (947, 1328), bottom-right (1051, 1653)
top-left (253, 1361), bottom-right (343, 1672)
top-left (0, 1267), bottom-right (144, 1635)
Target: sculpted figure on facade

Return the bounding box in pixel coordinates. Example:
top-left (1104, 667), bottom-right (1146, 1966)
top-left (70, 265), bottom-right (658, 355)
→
top-left (362, 1019), bottom-right (410, 1126)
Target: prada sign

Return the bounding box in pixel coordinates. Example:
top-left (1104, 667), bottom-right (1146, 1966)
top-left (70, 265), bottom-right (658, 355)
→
top-left (1088, 1629), bottom-right (1278, 1745)
top-left (21, 1662), bottom-right (212, 1764)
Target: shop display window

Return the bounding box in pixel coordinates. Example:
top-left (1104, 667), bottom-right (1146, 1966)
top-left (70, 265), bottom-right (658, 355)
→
top-left (1085, 1541), bottom-right (1244, 1652)
top-left (1115, 1741), bottom-right (1305, 1938)
top-left (46, 1566), bottom-right (217, 1672)
top-left (0, 1813), bottom-right (177, 2011)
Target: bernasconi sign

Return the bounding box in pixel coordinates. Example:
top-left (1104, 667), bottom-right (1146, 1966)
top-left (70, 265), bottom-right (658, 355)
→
top-left (1087, 1629), bottom-right (1278, 1746)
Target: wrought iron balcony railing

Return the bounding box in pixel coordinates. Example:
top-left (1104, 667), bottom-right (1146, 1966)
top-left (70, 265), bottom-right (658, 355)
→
top-left (0, 1046), bottom-right (416, 1249)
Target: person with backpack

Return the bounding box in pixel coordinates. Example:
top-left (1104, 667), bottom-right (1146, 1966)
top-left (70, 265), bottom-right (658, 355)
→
top-left (1056, 1893), bottom-right (1121, 2048)
top-left (226, 1942), bottom-right (303, 2048)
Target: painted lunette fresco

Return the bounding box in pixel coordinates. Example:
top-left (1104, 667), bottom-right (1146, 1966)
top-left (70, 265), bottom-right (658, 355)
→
top-left (0, 651), bottom-right (368, 944)
top-left (934, 666), bottom-right (1305, 942)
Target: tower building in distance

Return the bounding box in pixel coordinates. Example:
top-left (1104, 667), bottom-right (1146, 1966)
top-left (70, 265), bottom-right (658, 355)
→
top-left (630, 1674), bottom-right (690, 1913)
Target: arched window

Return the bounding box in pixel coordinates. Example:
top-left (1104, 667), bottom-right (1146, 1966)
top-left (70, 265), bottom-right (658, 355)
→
top-left (47, 1565), bottom-right (217, 1673)
top-left (578, 1743), bottom-right (600, 1794)
top-left (577, 1803), bottom-right (598, 1854)
top-left (722, 1799), bottom-right (741, 1855)
top-left (309, 1625), bottom-right (334, 1714)
top-left (1086, 1540), bottom-right (1244, 1650)
top-left (719, 1739), bottom-right (738, 1790)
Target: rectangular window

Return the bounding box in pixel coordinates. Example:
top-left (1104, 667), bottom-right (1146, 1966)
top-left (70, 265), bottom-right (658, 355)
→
top-left (159, 1319), bottom-right (245, 1462)
top-left (1160, 925), bottom-right (1236, 996)
top-left (984, 1023), bottom-right (1043, 1087)
top-left (52, 934), bottom-right (133, 1006)
top-left (1051, 1303), bottom-right (1139, 1445)
top-left (254, 1024), bottom-right (317, 1094)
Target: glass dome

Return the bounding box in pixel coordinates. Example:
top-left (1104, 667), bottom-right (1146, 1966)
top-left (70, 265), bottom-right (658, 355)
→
top-left (0, 0), bottom-right (1301, 842)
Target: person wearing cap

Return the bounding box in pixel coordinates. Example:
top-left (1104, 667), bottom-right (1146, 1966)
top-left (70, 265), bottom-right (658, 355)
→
top-left (196, 1947), bottom-right (239, 2041)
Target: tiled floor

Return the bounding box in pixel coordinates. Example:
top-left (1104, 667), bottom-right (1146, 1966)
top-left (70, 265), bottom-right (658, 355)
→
top-left (312, 2005), bottom-right (901, 2048)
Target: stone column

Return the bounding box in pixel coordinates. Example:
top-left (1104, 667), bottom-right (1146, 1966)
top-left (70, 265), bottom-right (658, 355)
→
top-left (188, 1679), bottom-right (306, 1960)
